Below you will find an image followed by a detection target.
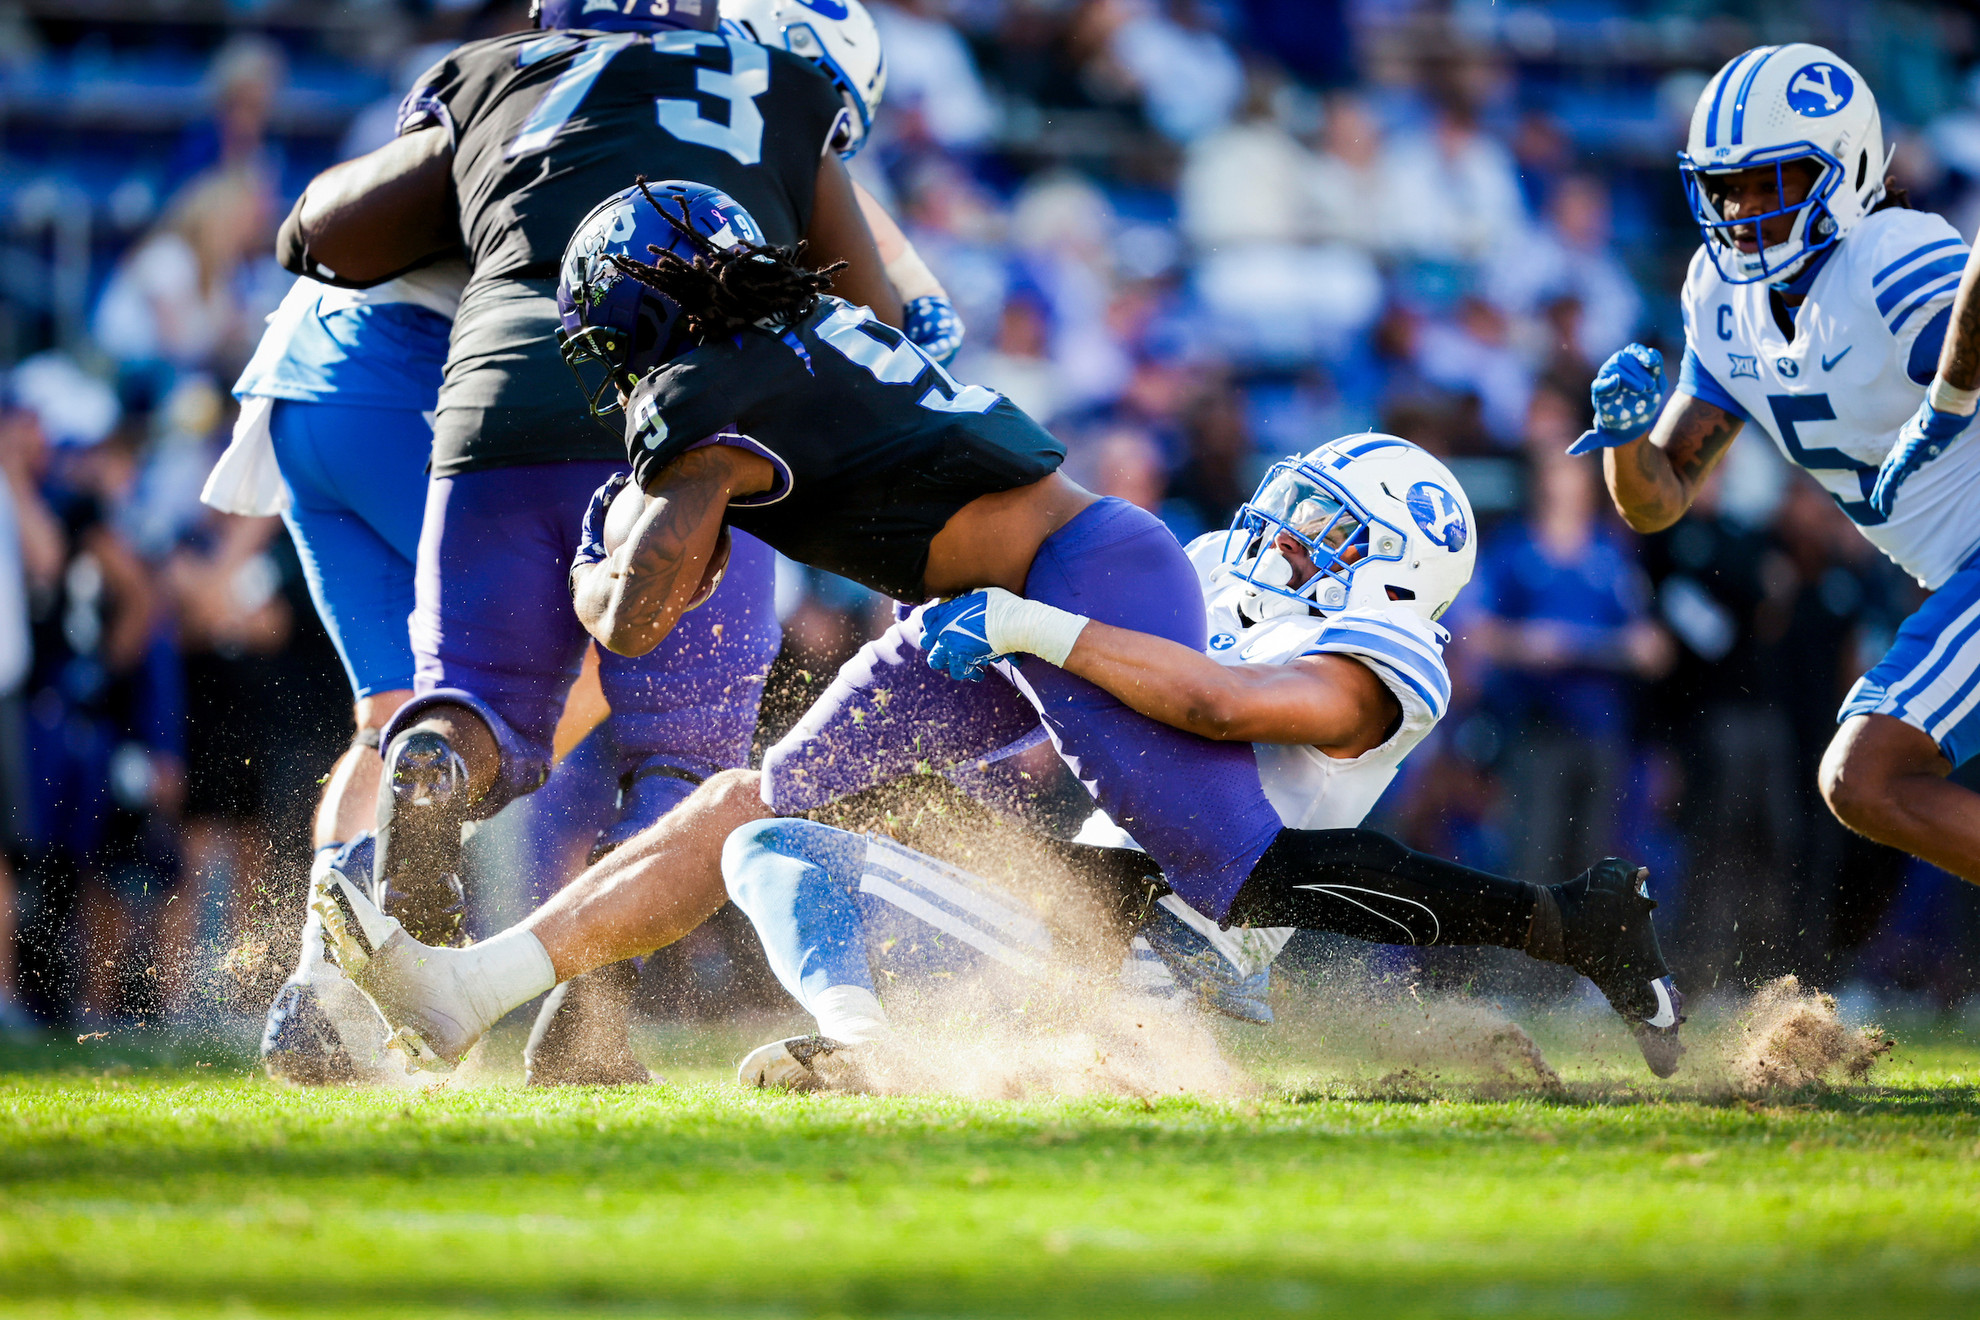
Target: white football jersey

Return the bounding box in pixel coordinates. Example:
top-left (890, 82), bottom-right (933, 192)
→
top-left (1679, 207), bottom-right (1980, 588)
top-left (1086, 533), bottom-right (1454, 972)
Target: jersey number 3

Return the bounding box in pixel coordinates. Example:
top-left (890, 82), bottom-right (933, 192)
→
top-left (509, 32), bottom-right (768, 165)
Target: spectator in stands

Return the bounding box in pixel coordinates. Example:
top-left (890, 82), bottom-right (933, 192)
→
top-left (168, 35), bottom-right (286, 192)
top-left (1461, 405), bottom-right (1672, 883)
top-left (1485, 174), bottom-right (1642, 366)
top-left (870, 0), bottom-right (998, 150)
top-left (92, 168), bottom-right (273, 375)
top-left (1080, 0), bottom-right (1244, 143)
top-left (1380, 86), bottom-right (1528, 267)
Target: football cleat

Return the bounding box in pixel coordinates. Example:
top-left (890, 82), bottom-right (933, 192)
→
top-left (524, 961), bottom-right (654, 1087)
top-left (259, 972), bottom-right (399, 1087)
top-left (374, 729), bottom-right (472, 946)
top-left (312, 872), bottom-right (480, 1073)
top-left (737, 1035), bottom-right (865, 1093)
top-left (1550, 859), bottom-right (1686, 1077)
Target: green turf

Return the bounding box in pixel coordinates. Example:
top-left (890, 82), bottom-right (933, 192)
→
top-left (2, 1014), bottom-right (1979, 1320)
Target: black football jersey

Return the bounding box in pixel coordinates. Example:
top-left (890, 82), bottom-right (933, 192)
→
top-left (623, 297), bottom-right (1067, 600)
top-left (399, 29), bottom-right (845, 475)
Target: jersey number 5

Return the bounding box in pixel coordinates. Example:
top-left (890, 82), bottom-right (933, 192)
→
top-left (816, 304), bottom-right (1000, 415)
top-left (509, 32), bottom-right (768, 166)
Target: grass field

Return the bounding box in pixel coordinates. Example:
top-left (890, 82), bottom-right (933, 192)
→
top-left (2, 1000), bottom-right (1978, 1320)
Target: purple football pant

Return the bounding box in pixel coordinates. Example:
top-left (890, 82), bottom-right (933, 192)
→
top-left (411, 461), bottom-right (781, 830)
top-left (763, 497), bottom-right (1283, 918)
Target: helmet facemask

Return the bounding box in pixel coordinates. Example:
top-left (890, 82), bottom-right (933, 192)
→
top-left (1679, 146), bottom-right (1845, 286)
top-left (1224, 459), bottom-right (1407, 622)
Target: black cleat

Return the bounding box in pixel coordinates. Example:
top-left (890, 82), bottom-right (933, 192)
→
top-left (374, 730), bottom-right (473, 946)
top-left (1548, 859), bottom-right (1685, 1077)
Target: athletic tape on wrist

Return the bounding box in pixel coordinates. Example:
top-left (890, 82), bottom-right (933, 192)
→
top-left (1930, 377), bottom-right (1980, 417)
top-left (983, 589), bottom-right (1088, 667)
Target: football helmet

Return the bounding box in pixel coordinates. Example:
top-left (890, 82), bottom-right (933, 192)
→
top-left (721, 0), bottom-right (887, 157)
top-left (1679, 43), bottom-right (1888, 285)
top-left (556, 180), bottom-right (767, 421)
top-left (1215, 434), bottom-right (1476, 625)
top-left (532, 0), bottom-right (718, 32)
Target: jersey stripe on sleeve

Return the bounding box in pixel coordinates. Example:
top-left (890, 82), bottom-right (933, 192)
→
top-left (1890, 270), bottom-right (1966, 334)
top-left (1303, 620), bottom-right (1452, 720)
top-left (1872, 237), bottom-right (1963, 288)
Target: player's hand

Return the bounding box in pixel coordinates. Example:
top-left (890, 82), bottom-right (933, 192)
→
top-left (1568, 344), bottom-right (1665, 455)
top-left (1872, 392), bottom-right (1977, 516)
top-left (919, 591), bottom-right (1001, 682)
top-left (575, 471), bottom-right (633, 569)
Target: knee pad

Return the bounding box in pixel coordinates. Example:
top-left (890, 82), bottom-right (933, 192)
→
top-left (381, 688), bottom-right (551, 817)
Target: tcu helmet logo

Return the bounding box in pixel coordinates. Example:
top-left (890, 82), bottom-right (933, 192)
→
top-left (1786, 63), bottom-right (1853, 118)
top-left (1405, 483), bottom-right (1467, 552)
top-left (565, 200), bottom-right (640, 300)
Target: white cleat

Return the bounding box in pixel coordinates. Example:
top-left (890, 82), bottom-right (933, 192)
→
top-left (311, 873), bottom-right (483, 1074)
top-left (737, 1035), bottom-right (866, 1093)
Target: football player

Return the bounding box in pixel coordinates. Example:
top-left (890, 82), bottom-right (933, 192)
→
top-left (721, 437), bottom-right (1656, 1089)
top-left (212, 258), bottom-right (463, 1084)
top-left (1572, 44), bottom-right (1980, 884)
top-left (271, 0), bottom-right (903, 1062)
top-left (312, 183), bottom-right (1680, 1077)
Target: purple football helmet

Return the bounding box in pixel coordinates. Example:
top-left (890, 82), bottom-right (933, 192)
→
top-left (532, 0), bottom-right (718, 33)
top-left (556, 179), bottom-right (767, 421)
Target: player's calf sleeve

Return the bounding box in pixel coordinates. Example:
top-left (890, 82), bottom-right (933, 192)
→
top-left (1224, 828), bottom-right (1540, 950)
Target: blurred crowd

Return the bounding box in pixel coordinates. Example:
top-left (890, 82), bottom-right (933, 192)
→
top-left (1, 0), bottom-right (1978, 1030)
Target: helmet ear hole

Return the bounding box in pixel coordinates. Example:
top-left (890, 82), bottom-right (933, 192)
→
top-left (1856, 150), bottom-right (1868, 191)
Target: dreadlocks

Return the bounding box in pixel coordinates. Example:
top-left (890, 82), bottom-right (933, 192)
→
top-left (608, 177), bottom-right (845, 340)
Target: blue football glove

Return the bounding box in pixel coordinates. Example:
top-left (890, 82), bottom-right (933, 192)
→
top-left (903, 293), bottom-right (965, 366)
top-left (920, 591), bottom-right (1000, 682)
top-left (1871, 392), bottom-right (1977, 517)
top-left (1569, 343), bottom-right (1666, 455)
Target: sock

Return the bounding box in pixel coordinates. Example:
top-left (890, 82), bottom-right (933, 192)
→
top-left (452, 926), bottom-right (558, 1031)
top-left (1225, 828), bottom-right (1540, 948)
top-left (808, 983), bottom-right (891, 1044)
top-left (294, 844), bottom-right (343, 982)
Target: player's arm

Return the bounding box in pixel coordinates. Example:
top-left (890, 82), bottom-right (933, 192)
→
top-left (571, 446), bottom-right (774, 657)
top-left (1603, 393), bottom-right (1744, 533)
top-left (803, 152), bottom-right (902, 328)
top-left (276, 127), bottom-right (457, 287)
top-left (854, 181), bottom-right (966, 364)
top-left (919, 590), bottom-right (1402, 756)
top-left (1873, 242), bottom-right (1980, 514)
top-left (1062, 624), bottom-right (1399, 754)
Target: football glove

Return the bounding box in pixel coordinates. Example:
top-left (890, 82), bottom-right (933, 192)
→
top-left (1871, 386), bottom-right (1978, 517)
top-left (920, 592), bottom-right (999, 682)
top-left (903, 294), bottom-right (965, 366)
top-left (1568, 343), bottom-right (1665, 455)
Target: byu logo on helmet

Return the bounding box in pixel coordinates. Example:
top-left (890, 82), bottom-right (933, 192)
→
top-left (1786, 63), bottom-right (1852, 117)
top-left (1406, 483), bottom-right (1467, 552)
top-left (1209, 632), bottom-right (1236, 651)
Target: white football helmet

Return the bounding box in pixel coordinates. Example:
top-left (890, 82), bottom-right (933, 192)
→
top-left (1215, 434), bottom-right (1476, 626)
top-left (720, 0), bottom-right (887, 158)
top-left (1679, 43), bottom-right (1888, 285)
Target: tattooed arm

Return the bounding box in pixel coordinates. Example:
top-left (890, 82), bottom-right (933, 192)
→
top-left (1935, 247), bottom-right (1980, 391)
top-left (1601, 393), bottom-right (1744, 534)
top-left (572, 446), bottom-right (775, 657)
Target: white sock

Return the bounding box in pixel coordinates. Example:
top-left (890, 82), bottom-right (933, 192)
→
top-left (452, 926), bottom-right (558, 1030)
top-left (294, 845), bottom-right (342, 983)
top-left (809, 983), bottom-right (892, 1045)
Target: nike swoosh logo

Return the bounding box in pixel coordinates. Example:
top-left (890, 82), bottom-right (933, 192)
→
top-left (1822, 347), bottom-right (1852, 371)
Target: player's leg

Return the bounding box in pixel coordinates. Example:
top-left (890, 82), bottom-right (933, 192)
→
top-left (725, 819), bottom-right (1054, 1090)
top-left (374, 461), bottom-right (621, 942)
top-left (523, 532), bottom-right (783, 1085)
top-left (259, 399), bottom-right (428, 1083)
top-left (994, 500), bottom-right (1684, 1071)
top-left (1822, 564), bottom-right (1980, 881)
